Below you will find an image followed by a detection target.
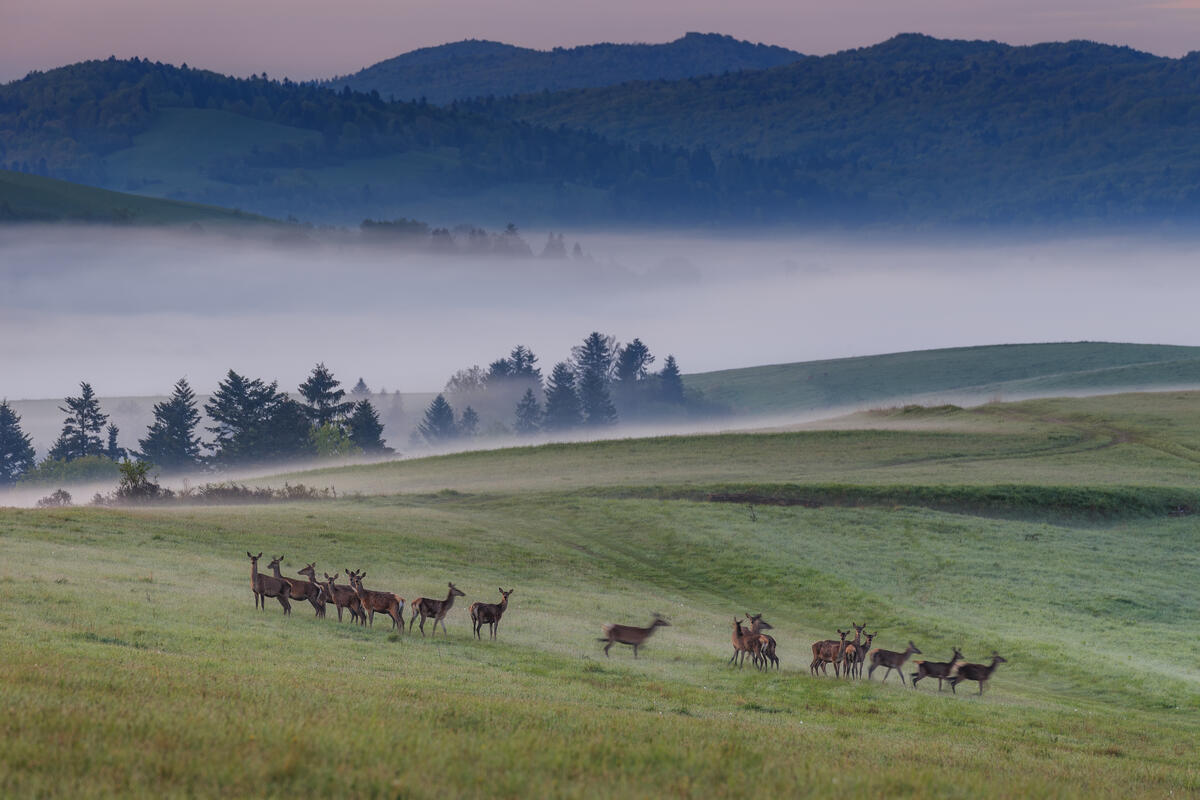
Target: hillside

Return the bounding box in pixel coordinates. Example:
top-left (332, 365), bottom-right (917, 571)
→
top-left (323, 33), bottom-right (803, 104)
top-left (0, 169), bottom-right (273, 224)
top-left (470, 34), bottom-right (1200, 223)
top-left (2, 390), bottom-right (1197, 795)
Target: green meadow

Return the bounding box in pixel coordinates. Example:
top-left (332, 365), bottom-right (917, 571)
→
top-left (2, 391), bottom-right (1198, 797)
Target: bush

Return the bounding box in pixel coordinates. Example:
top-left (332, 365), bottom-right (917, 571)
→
top-left (18, 455), bottom-right (119, 486)
top-left (36, 489), bottom-right (73, 507)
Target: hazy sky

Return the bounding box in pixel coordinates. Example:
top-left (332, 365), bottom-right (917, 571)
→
top-left (4, 0), bottom-right (1200, 83)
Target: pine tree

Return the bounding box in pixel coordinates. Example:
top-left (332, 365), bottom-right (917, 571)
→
top-left (299, 362), bottom-right (354, 426)
top-left (205, 370), bottom-right (312, 464)
top-left (659, 355), bottom-right (685, 404)
top-left (578, 369), bottom-right (617, 426)
top-left (347, 399), bottom-right (393, 454)
top-left (47, 382), bottom-right (108, 461)
top-left (350, 377), bottom-right (370, 397)
top-left (418, 394), bottom-right (458, 443)
top-left (543, 362), bottom-right (582, 431)
top-left (137, 377), bottom-right (202, 471)
top-left (459, 406), bottom-right (479, 437)
top-left (615, 338), bottom-right (655, 384)
top-left (514, 388), bottom-right (542, 435)
top-left (0, 401), bottom-right (36, 485)
top-left (105, 424), bottom-right (126, 461)
top-left (573, 332), bottom-right (618, 426)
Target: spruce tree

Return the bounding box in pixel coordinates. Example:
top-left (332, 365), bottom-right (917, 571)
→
top-left (459, 406), bottom-right (480, 437)
top-left (659, 355), bottom-right (685, 404)
top-left (138, 377), bottom-right (202, 471)
top-left (299, 362), bottom-right (354, 426)
top-left (205, 370), bottom-right (312, 464)
top-left (514, 388), bottom-right (542, 435)
top-left (615, 338), bottom-right (654, 384)
top-left (573, 332), bottom-right (618, 426)
top-left (350, 377), bottom-right (370, 397)
top-left (418, 394), bottom-right (458, 443)
top-left (542, 362), bottom-right (582, 431)
top-left (47, 382), bottom-right (108, 461)
top-left (0, 401), bottom-right (36, 485)
top-left (578, 369), bottom-right (617, 426)
top-left (347, 399), bottom-right (393, 454)
top-left (105, 424), bottom-right (126, 461)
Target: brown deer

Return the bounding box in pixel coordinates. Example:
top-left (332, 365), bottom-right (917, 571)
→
top-left (810, 629), bottom-right (849, 677)
top-left (322, 572), bottom-right (365, 625)
top-left (274, 559), bottom-right (325, 617)
top-left (729, 617), bottom-right (760, 668)
top-left (347, 569), bottom-right (405, 631)
top-left (408, 582), bottom-right (465, 636)
top-left (868, 640), bottom-right (922, 684)
top-left (911, 647), bottom-right (964, 691)
top-left (598, 615), bottom-right (670, 658)
top-left (469, 588), bottom-right (513, 640)
top-left (247, 552), bottom-right (292, 614)
top-left (842, 630), bottom-right (877, 679)
top-left (949, 653), bottom-right (1007, 695)
top-left (744, 613), bottom-right (776, 670)
top-left (836, 622), bottom-right (867, 678)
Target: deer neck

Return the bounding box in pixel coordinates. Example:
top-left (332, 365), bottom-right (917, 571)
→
top-left (498, 595), bottom-right (509, 612)
top-left (442, 588), bottom-right (457, 608)
top-left (271, 563), bottom-right (283, 578)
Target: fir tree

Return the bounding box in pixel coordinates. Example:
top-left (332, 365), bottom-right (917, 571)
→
top-left (578, 369), bottom-right (617, 426)
top-left (47, 382), bottom-right (108, 461)
top-left (299, 362), bottom-right (354, 426)
top-left (459, 406), bottom-right (480, 437)
top-left (350, 377), bottom-right (370, 397)
top-left (514, 388), bottom-right (542, 435)
top-left (137, 377), bottom-right (203, 471)
top-left (0, 401), bottom-right (36, 485)
top-left (542, 362), bottom-right (582, 431)
top-left (615, 338), bottom-right (655, 384)
top-left (347, 399), bottom-right (393, 454)
top-left (659, 355), bottom-right (685, 404)
top-left (573, 332), bottom-right (618, 426)
top-left (205, 370), bottom-right (312, 465)
top-left (105, 424), bottom-right (126, 461)
top-left (418, 394), bottom-right (458, 443)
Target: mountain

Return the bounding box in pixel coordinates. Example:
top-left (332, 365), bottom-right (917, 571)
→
top-left (322, 33), bottom-right (803, 104)
top-left (470, 34), bottom-right (1200, 223)
top-left (0, 168), bottom-right (272, 224)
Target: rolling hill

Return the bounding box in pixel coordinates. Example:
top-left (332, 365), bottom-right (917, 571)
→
top-left (322, 33), bottom-right (803, 104)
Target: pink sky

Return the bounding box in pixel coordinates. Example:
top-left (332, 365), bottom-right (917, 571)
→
top-left (4, 0), bottom-right (1200, 83)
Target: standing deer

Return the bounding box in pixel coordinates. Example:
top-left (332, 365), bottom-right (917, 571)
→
top-left (469, 588), bottom-right (513, 640)
top-left (347, 569), bottom-right (405, 631)
top-left (810, 629), bottom-right (849, 676)
top-left (598, 615), bottom-right (670, 658)
top-left (322, 572), bottom-right (364, 625)
top-left (868, 640), bottom-right (922, 684)
top-left (837, 622), bottom-right (867, 678)
top-left (911, 647), bottom-right (964, 691)
top-left (949, 653), bottom-right (1007, 695)
top-left (729, 617), bottom-right (760, 668)
top-left (247, 552), bottom-right (292, 614)
top-left (744, 613), bottom-right (776, 670)
top-left (408, 582), bottom-right (465, 637)
top-left (274, 559), bottom-right (325, 617)
top-left (842, 630), bottom-right (877, 679)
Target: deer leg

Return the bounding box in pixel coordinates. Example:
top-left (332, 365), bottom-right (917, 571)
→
top-left (603, 641), bottom-right (612, 657)
top-left (633, 644), bottom-right (639, 659)
top-left (335, 604), bottom-right (343, 623)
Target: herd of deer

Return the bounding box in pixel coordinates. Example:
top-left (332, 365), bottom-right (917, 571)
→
top-left (246, 552), bottom-right (513, 639)
top-left (247, 554), bottom-right (1006, 694)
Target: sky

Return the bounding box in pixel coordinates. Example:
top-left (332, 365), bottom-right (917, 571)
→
top-left (4, 0), bottom-right (1200, 83)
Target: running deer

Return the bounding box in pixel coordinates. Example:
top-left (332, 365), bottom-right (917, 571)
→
top-left (347, 569), bottom-right (405, 631)
top-left (745, 612), bottom-right (777, 670)
top-left (247, 552), bottom-right (292, 614)
top-left (274, 559), bottom-right (325, 617)
top-left (842, 630), bottom-right (877, 679)
top-left (408, 582), bottom-right (465, 637)
top-left (949, 653), bottom-right (1007, 695)
top-left (810, 629), bottom-right (849, 677)
top-left (911, 647), bottom-right (964, 691)
top-left (868, 640), bottom-right (922, 684)
top-left (598, 614), bottom-right (670, 658)
top-left (469, 588), bottom-right (513, 640)
top-left (729, 617), bottom-right (760, 668)
top-left (323, 572), bottom-right (365, 624)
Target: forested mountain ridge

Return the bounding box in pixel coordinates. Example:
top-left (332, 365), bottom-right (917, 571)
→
top-left (321, 33), bottom-right (804, 104)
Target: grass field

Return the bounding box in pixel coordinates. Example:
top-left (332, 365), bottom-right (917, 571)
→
top-left (2, 390), bottom-right (1198, 797)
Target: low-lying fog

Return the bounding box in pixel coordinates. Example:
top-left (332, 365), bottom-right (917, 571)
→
top-left (5, 225), bottom-right (1200, 403)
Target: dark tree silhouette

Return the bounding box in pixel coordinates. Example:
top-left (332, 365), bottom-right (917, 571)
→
top-left (0, 401), bottom-right (36, 485)
top-left (542, 362), bottom-right (582, 431)
top-left (137, 377), bottom-right (203, 471)
top-left (659, 355), bottom-right (685, 404)
top-left (350, 377), bottom-right (371, 397)
top-left (514, 388), bottom-right (542, 435)
top-left (459, 406), bottom-right (480, 437)
top-left (299, 362), bottom-right (354, 425)
top-left (47, 382), bottom-right (108, 461)
top-left (205, 370), bottom-right (312, 464)
top-left (105, 424), bottom-right (126, 461)
top-left (418, 394), bottom-right (458, 443)
top-left (347, 399), bottom-right (393, 454)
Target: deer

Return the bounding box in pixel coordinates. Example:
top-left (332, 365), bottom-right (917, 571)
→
top-left (469, 588), bottom-right (513, 640)
top-left (868, 640), bottom-right (922, 684)
top-left (346, 569), bottom-right (405, 631)
top-left (273, 559), bottom-right (325, 618)
top-left (910, 647), bottom-right (964, 691)
top-left (810, 629), bottom-right (849, 677)
top-left (836, 621), bottom-right (867, 678)
top-left (744, 612), bottom-right (777, 670)
top-left (842, 630), bottom-right (877, 679)
top-left (598, 614), bottom-right (670, 658)
top-left (322, 572), bottom-right (365, 624)
top-left (247, 552), bottom-right (292, 614)
top-left (729, 617), bottom-right (760, 668)
top-left (408, 582), bottom-right (465, 637)
top-left (949, 653), bottom-right (1007, 696)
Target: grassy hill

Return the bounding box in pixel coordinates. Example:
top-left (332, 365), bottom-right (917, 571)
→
top-left (0, 168), bottom-right (273, 224)
top-left (323, 33), bottom-right (803, 105)
top-left (2, 390), bottom-right (1197, 795)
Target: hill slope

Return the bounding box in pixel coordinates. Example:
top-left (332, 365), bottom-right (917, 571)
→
top-left (0, 168), bottom-right (272, 224)
top-left (323, 33), bottom-right (803, 104)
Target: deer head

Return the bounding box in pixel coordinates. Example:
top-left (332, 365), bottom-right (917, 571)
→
top-left (449, 582), bottom-right (465, 597)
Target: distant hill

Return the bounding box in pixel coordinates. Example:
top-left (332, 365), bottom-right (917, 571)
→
top-left (323, 33), bottom-right (803, 104)
top-left (0, 169), bottom-right (271, 224)
top-left (684, 342), bottom-right (1200, 416)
